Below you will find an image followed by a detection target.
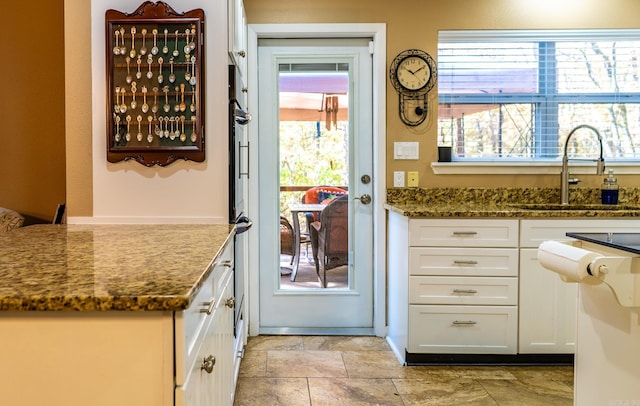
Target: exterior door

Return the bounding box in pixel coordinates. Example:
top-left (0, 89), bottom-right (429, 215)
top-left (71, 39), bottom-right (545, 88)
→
top-left (257, 39), bottom-right (374, 332)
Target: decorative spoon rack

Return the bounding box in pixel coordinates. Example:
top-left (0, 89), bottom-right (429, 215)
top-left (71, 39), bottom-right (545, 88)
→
top-left (105, 1), bottom-right (205, 166)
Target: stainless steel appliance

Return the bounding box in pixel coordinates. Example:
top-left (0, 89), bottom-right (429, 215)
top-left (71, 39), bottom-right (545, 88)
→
top-left (229, 64), bottom-right (251, 337)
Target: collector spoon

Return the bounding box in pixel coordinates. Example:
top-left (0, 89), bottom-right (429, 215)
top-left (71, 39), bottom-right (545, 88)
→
top-left (157, 57), bottom-right (164, 83)
top-left (146, 55), bottom-right (153, 79)
top-left (169, 117), bottom-right (176, 140)
top-left (169, 57), bottom-right (175, 83)
top-left (114, 115), bottom-right (121, 142)
top-left (174, 86), bottom-right (180, 112)
top-left (136, 55), bottom-right (142, 79)
top-left (190, 86), bottom-right (196, 112)
top-left (130, 82), bottom-right (137, 110)
top-left (179, 84), bottom-right (186, 112)
top-left (189, 56), bottom-right (196, 85)
top-left (136, 115), bottom-right (143, 141)
top-left (185, 56), bottom-right (191, 82)
top-left (140, 28), bottom-right (148, 56)
top-left (147, 116), bottom-right (154, 143)
top-left (184, 29), bottom-right (191, 55)
top-left (120, 88), bottom-right (127, 113)
top-left (162, 86), bottom-right (170, 112)
top-left (156, 116), bottom-right (163, 137)
top-left (114, 86), bottom-right (121, 112)
top-left (113, 30), bottom-right (121, 55)
top-left (151, 29), bottom-right (158, 55)
top-left (189, 28), bottom-right (196, 51)
top-left (125, 57), bottom-right (132, 83)
top-left (190, 116), bottom-right (197, 142)
top-left (162, 28), bottom-right (169, 54)
top-left (129, 27), bottom-right (136, 58)
top-left (179, 115), bottom-right (186, 142)
top-left (119, 27), bottom-right (126, 55)
top-left (173, 30), bottom-right (180, 57)
top-left (125, 115), bottom-right (132, 142)
top-left (151, 86), bottom-right (159, 113)
top-left (164, 116), bottom-right (170, 138)
top-left (141, 86), bottom-right (149, 113)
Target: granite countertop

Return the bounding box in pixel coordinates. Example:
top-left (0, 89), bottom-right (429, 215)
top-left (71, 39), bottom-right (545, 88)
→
top-left (385, 187), bottom-right (640, 218)
top-left (0, 224), bottom-right (234, 312)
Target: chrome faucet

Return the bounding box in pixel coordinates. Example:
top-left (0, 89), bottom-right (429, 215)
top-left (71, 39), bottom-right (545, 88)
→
top-left (560, 124), bottom-right (605, 205)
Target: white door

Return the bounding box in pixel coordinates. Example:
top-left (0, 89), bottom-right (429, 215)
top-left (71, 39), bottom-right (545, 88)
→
top-left (257, 39), bottom-right (374, 332)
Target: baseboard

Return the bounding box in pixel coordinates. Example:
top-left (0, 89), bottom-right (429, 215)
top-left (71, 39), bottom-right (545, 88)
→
top-left (405, 351), bottom-right (574, 366)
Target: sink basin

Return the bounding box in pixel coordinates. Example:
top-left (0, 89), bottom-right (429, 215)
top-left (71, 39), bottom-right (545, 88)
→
top-left (509, 203), bottom-right (640, 211)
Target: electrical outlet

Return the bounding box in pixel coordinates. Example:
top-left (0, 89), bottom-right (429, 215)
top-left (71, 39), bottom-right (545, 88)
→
top-left (407, 171), bottom-right (419, 187)
top-left (393, 171), bottom-right (405, 187)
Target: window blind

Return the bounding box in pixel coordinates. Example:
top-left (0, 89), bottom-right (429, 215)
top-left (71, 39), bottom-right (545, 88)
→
top-left (437, 29), bottom-right (640, 160)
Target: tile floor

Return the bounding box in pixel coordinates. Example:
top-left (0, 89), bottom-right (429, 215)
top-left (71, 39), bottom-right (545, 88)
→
top-left (233, 335), bottom-right (574, 405)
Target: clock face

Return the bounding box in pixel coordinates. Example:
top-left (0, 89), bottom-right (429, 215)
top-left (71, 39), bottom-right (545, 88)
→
top-left (397, 56), bottom-right (432, 91)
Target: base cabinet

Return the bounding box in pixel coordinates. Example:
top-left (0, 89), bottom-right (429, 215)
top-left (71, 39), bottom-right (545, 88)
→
top-left (388, 213), bottom-right (640, 364)
top-left (0, 240), bottom-right (239, 406)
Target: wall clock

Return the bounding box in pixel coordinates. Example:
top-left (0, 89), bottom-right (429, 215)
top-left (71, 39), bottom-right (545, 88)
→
top-left (389, 49), bottom-right (437, 126)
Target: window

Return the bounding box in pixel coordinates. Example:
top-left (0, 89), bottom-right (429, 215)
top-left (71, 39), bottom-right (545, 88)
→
top-left (438, 30), bottom-right (640, 162)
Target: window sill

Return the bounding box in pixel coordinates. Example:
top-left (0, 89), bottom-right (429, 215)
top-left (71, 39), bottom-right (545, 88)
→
top-left (431, 161), bottom-right (640, 175)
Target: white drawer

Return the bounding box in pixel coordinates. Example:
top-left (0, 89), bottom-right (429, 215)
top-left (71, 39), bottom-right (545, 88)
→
top-left (409, 276), bottom-right (518, 305)
top-left (409, 247), bottom-right (518, 277)
top-left (408, 305), bottom-right (517, 354)
top-left (409, 219), bottom-right (518, 247)
top-left (520, 219), bottom-right (640, 247)
top-left (175, 241), bottom-right (234, 387)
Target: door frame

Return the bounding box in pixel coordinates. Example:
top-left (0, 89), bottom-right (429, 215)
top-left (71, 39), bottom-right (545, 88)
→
top-left (246, 23), bottom-right (387, 337)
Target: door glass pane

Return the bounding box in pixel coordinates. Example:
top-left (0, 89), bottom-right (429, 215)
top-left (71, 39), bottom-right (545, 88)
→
top-left (277, 63), bottom-right (350, 290)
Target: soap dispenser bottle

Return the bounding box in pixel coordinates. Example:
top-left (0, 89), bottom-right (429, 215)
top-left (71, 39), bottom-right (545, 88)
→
top-left (601, 169), bottom-right (619, 205)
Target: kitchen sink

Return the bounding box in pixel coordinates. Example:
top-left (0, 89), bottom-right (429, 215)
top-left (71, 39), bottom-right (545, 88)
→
top-left (509, 203), bottom-right (640, 211)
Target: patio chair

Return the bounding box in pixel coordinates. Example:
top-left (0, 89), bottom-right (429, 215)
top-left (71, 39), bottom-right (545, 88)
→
top-left (309, 194), bottom-right (349, 287)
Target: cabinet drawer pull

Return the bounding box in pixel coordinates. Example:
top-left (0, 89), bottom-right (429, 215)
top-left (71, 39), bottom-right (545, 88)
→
top-left (452, 320), bottom-right (477, 326)
top-left (453, 260), bottom-right (478, 265)
top-left (199, 300), bottom-right (215, 315)
top-left (221, 260), bottom-right (233, 268)
top-left (201, 355), bottom-right (216, 373)
top-left (452, 289), bottom-right (478, 294)
top-left (452, 231), bottom-right (478, 236)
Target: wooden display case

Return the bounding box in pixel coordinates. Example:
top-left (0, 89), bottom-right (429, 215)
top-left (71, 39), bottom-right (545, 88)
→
top-left (105, 1), bottom-right (205, 166)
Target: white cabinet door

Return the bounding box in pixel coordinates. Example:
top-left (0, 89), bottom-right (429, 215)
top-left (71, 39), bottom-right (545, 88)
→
top-left (228, 0), bottom-right (247, 77)
top-left (519, 248), bottom-right (577, 353)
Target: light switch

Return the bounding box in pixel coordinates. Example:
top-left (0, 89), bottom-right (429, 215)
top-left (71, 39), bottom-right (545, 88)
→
top-left (394, 142), bottom-right (419, 160)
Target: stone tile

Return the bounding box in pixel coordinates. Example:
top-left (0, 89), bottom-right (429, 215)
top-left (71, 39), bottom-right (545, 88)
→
top-left (308, 377), bottom-right (404, 405)
top-left (504, 365), bottom-right (574, 382)
top-left (478, 378), bottom-right (573, 406)
top-left (267, 350), bottom-right (347, 378)
top-left (245, 335), bottom-right (303, 351)
top-left (238, 350), bottom-right (267, 377)
top-left (444, 366), bottom-right (518, 380)
top-left (342, 350), bottom-right (410, 378)
top-left (303, 336), bottom-right (392, 352)
top-left (393, 378), bottom-right (499, 405)
top-left (233, 377), bottom-right (310, 406)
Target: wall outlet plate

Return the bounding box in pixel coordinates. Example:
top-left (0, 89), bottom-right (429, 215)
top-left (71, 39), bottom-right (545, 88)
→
top-left (394, 171), bottom-right (405, 187)
top-left (407, 171), bottom-right (419, 187)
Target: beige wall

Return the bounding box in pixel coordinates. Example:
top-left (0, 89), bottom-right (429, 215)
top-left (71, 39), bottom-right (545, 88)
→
top-left (245, 0), bottom-right (640, 189)
top-left (11, 1), bottom-right (639, 219)
top-left (1, 1), bottom-right (66, 220)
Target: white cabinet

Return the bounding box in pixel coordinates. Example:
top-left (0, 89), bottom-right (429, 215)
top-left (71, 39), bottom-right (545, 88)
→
top-left (176, 241), bottom-right (236, 406)
top-left (387, 214), bottom-right (519, 363)
top-left (518, 219), bottom-right (640, 354)
top-left (228, 0), bottom-right (247, 78)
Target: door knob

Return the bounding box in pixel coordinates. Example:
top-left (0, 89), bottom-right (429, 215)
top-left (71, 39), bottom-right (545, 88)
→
top-left (354, 194), bottom-right (372, 205)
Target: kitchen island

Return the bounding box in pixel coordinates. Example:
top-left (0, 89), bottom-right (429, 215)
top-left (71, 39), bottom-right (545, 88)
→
top-left (0, 224), bottom-right (237, 406)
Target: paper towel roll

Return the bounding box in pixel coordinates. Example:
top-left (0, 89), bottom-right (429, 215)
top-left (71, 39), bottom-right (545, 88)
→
top-left (538, 241), bottom-right (603, 282)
